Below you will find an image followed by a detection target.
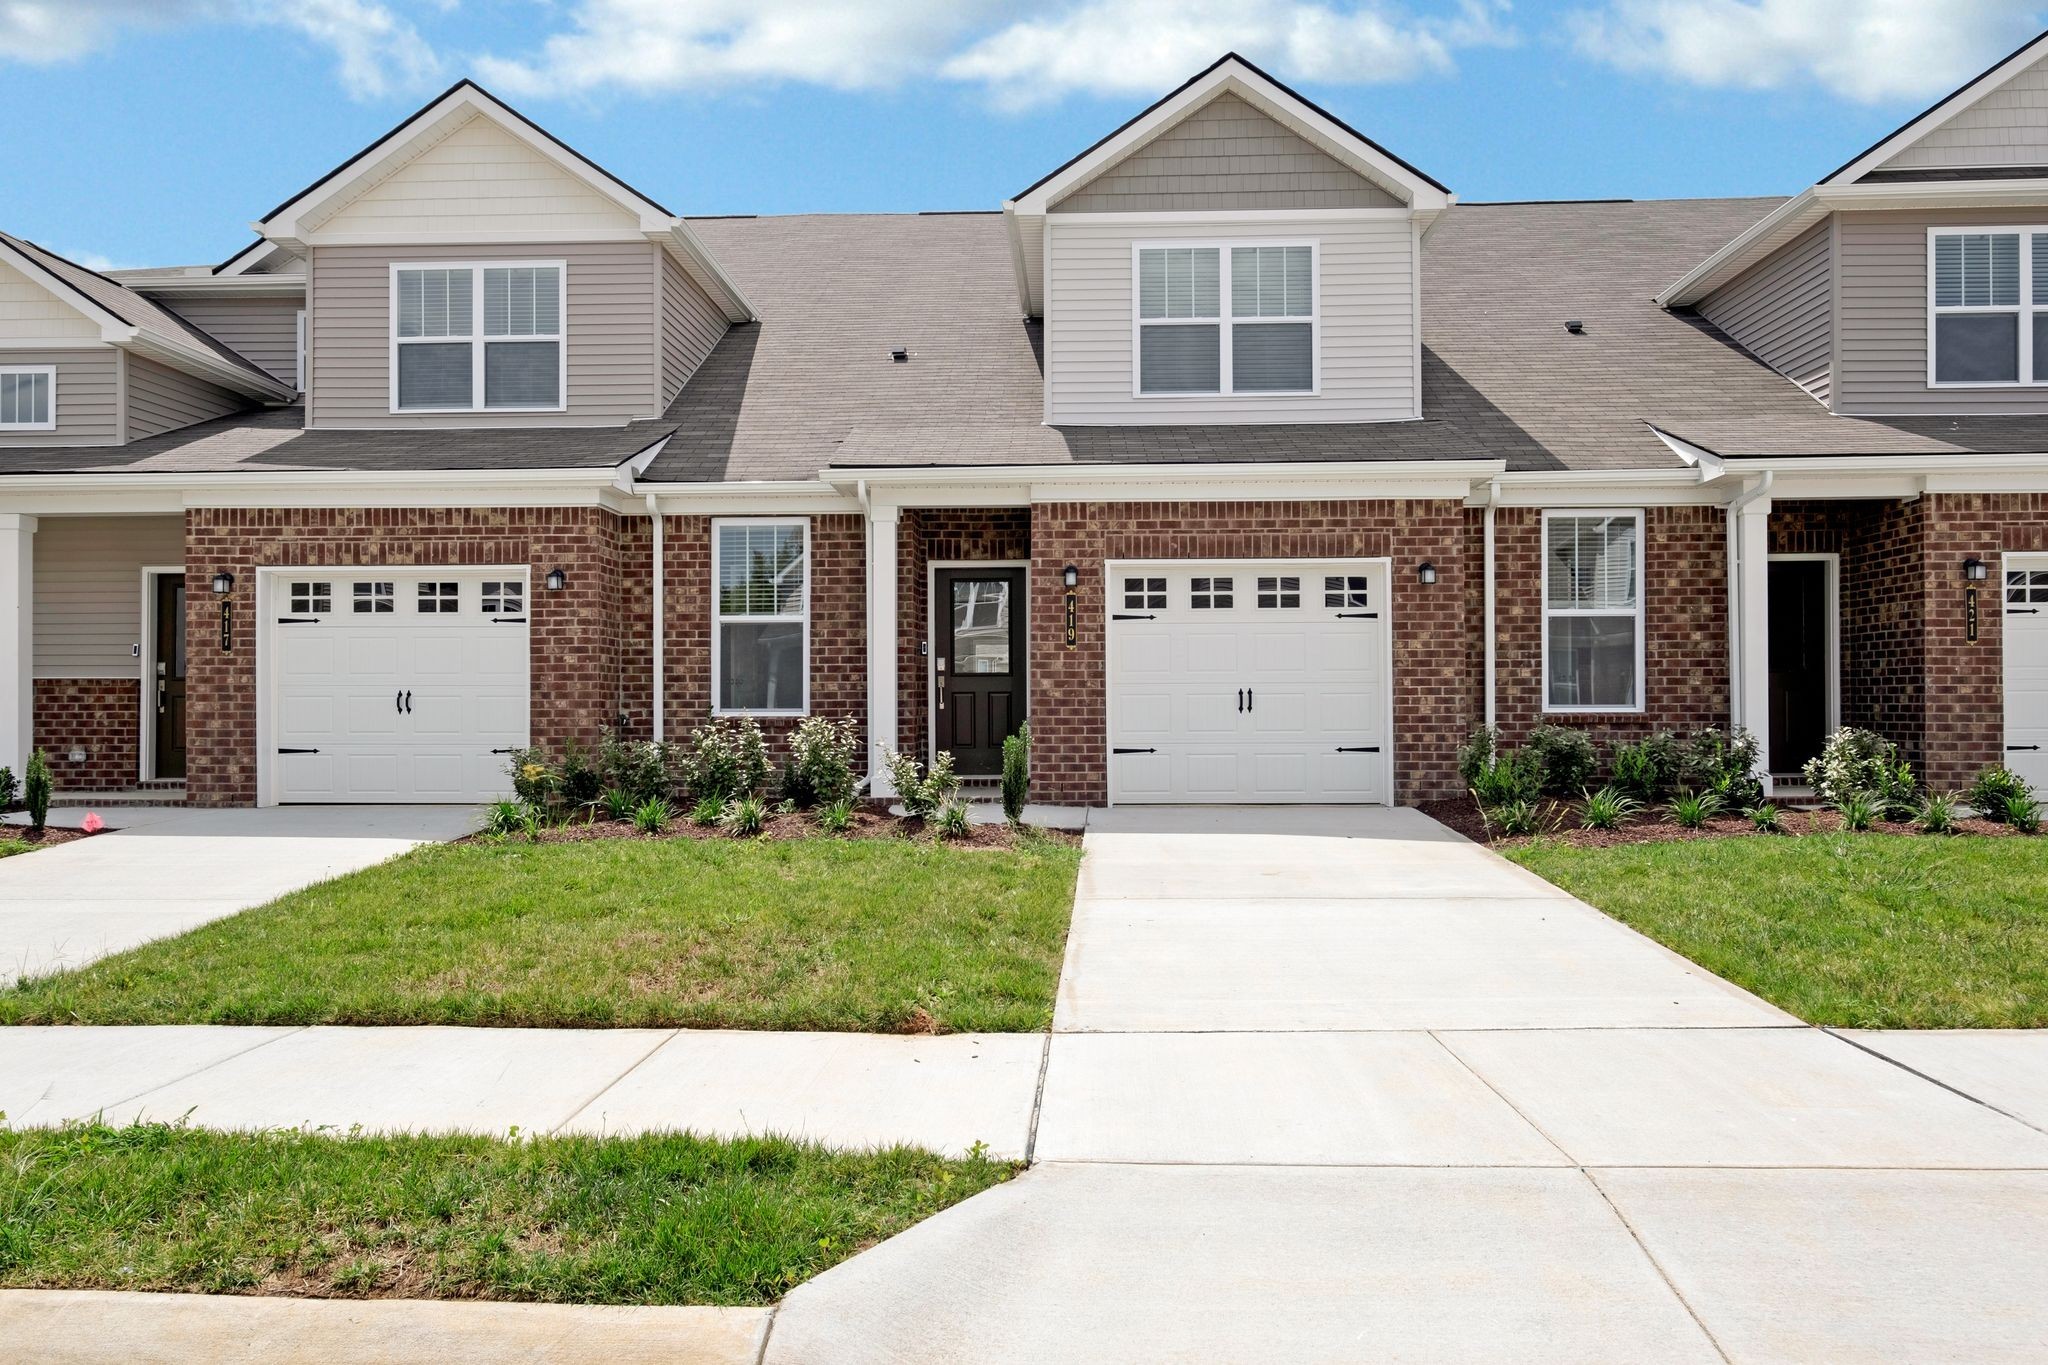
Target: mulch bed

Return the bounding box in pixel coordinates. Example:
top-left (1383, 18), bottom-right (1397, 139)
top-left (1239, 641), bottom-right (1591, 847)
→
top-left (458, 802), bottom-right (1078, 851)
top-left (0, 824), bottom-right (96, 853)
top-left (1417, 793), bottom-right (2032, 850)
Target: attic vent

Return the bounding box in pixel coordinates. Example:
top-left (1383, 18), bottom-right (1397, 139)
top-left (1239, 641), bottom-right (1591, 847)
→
top-left (890, 347), bottom-right (909, 363)
top-left (1564, 320), bottom-right (1585, 335)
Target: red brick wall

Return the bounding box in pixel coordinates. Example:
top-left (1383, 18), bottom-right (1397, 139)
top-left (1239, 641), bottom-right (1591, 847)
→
top-left (1028, 498), bottom-right (1472, 805)
top-left (32, 678), bottom-right (140, 790)
top-left (183, 507), bottom-right (630, 806)
top-left (897, 509), bottom-right (1032, 764)
top-left (1923, 493), bottom-right (2048, 789)
top-left (1489, 506), bottom-right (1730, 752)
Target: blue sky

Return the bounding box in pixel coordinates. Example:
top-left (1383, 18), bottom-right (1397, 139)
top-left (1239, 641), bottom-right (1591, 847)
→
top-left (3, 1), bottom-right (2046, 270)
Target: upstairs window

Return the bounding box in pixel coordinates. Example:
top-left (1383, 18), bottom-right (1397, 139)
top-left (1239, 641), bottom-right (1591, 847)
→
top-left (1928, 229), bottom-right (2048, 385)
top-left (393, 262), bottom-right (564, 412)
top-left (1135, 242), bottom-right (1316, 397)
top-left (0, 366), bottom-right (55, 431)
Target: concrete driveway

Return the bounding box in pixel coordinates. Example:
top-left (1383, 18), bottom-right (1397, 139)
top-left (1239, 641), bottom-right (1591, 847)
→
top-left (769, 806), bottom-right (2048, 1364)
top-left (0, 805), bottom-right (475, 984)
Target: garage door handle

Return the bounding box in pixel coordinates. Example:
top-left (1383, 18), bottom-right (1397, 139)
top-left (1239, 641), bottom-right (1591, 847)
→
top-left (277, 747), bottom-right (319, 755)
top-left (1113, 748), bottom-right (1157, 755)
top-left (1336, 612), bottom-right (1379, 620)
top-left (404, 690), bottom-right (412, 714)
top-left (1112, 613), bottom-right (1156, 621)
top-left (1237, 689), bottom-right (1244, 713)
top-left (1336, 746), bottom-right (1381, 754)
top-left (1246, 688), bottom-right (1253, 712)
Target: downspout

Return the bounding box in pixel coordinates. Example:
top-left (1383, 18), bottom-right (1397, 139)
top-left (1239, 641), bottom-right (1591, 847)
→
top-left (1724, 471), bottom-right (1774, 732)
top-left (646, 493), bottom-right (664, 743)
top-left (855, 479), bottom-right (874, 795)
top-left (1482, 478), bottom-right (1500, 731)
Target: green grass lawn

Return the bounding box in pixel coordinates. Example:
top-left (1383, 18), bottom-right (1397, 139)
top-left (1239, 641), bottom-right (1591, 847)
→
top-left (1508, 833), bottom-right (2048, 1028)
top-left (0, 838), bottom-right (1080, 1032)
top-left (0, 1121), bottom-right (1011, 1304)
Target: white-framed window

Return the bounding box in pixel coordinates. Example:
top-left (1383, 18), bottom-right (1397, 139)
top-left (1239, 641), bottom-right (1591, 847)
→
top-left (0, 365), bottom-right (56, 432)
top-left (390, 261), bottom-right (565, 412)
top-left (1926, 227), bottom-right (2048, 386)
top-left (713, 518), bottom-right (808, 716)
top-left (1542, 510), bottom-right (1644, 713)
top-left (1132, 241), bottom-right (1317, 397)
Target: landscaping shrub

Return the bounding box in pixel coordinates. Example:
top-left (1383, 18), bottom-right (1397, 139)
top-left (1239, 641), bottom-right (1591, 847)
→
top-left (1678, 727), bottom-right (1763, 809)
top-left (1489, 798), bottom-right (1542, 838)
top-left (690, 796), bottom-right (725, 827)
top-left (557, 739), bottom-right (603, 809)
top-left (1802, 727), bottom-right (1904, 809)
top-left (1874, 756), bottom-right (1920, 821)
top-left (1967, 765), bottom-right (2035, 822)
top-left (632, 796), bottom-right (672, 835)
top-left (1915, 791), bottom-right (1960, 835)
top-left (1835, 791), bottom-right (1881, 833)
top-left (817, 797), bottom-right (855, 834)
top-left (1469, 747), bottom-right (1544, 808)
top-left (1609, 739), bottom-right (1665, 802)
top-left (720, 794), bottom-right (768, 838)
top-left (782, 716), bottom-right (860, 809)
top-left (936, 802), bottom-right (973, 840)
top-left (1001, 723), bottom-right (1031, 826)
top-left (1668, 790), bottom-right (1723, 830)
top-left (683, 717), bottom-right (769, 805)
top-left (482, 800), bottom-right (523, 837)
top-left (600, 731), bottom-right (675, 804)
top-left (1580, 786), bottom-right (1638, 831)
top-left (1456, 726), bottom-right (1499, 787)
top-left (24, 749), bottom-right (51, 832)
top-left (0, 764), bottom-right (16, 811)
top-left (516, 804), bottom-right (546, 843)
top-left (2005, 791), bottom-right (2044, 834)
top-left (507, 747), bottom-right (554, 807)
top-left (884, 749), bottom-right (960, 822)
top-left (600, 788), bottom-right (636, 822)
top-left (1744, 803), bottom-right (1783, 833)
top-left (1526, 725), bottom-right (1599, 796)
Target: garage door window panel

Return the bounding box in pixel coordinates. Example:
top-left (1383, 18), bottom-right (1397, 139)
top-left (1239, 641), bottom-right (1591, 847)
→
top-left (353, 581), bottom-right (394, 614)
top-left (1543, 512), bottom-right (1643, 712)
top-left (715, 520), bottom-right (808, 715)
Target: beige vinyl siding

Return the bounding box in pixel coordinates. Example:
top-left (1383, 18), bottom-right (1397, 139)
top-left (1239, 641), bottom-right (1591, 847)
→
top-left (660, 249), bottom-right (726, 406)
top-left (306, 241), bottom-right (660, 428)
top-left (307, 113), bottom-right (642, 239)
top-left (1876, 58), bottom-right (2048, 173)
top-left (0, 348), bottom-right (119, 447)
top-left (31, 515), bottom-right (183, 679)
top-left (1699, 221), bottom-right (1833, 403)
top-left (0, 259), bottom-right (100, 340)
top-left (1835, 206), bottom-right (2048, 416)
top-left (1053, 94), bottom-right (1400, 212)
top-left (161, 294), bottom-right (301, 386)
top-left (1045, 214), bottom-right (1416, 425)
top-left (125, 353), bottom-right (248, 439)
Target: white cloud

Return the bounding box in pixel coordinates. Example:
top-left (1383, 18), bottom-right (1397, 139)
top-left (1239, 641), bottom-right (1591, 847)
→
top-left (944, 0), bottom-right (1512, 110)
top-left (1570, 0), bottom-right (2048, 103)
top-left (472, 0), bottom-right (1511, 105)
top-left (0, 0), bottom-right (445, 100)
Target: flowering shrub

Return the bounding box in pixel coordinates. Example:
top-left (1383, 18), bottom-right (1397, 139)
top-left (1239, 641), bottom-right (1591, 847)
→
top-left (683, 717), bottom-right (770, 804)
top-left (782, 716), bottom-right (860, 808)
top-left (1802, 728), bottom-right (1912, 812)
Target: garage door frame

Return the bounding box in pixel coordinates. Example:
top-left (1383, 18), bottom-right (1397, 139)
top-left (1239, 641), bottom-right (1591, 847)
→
top-left (2004, 551), bottom-right (2048, 796)
top-left (1102, 556), bottom-right (1395, 807)
top-left (254, 564), bottom-right (532, 807)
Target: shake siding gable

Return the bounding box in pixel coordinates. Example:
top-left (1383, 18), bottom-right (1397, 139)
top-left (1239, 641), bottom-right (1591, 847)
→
top-left (1875, 57), bottom-right (2048, 173)
top-left (0, 349), bottom-right (119, 447)
top-left (0, 259), bottom-right (100, 341)
top-left (124, 352), bottom-right (247, 440)
top-left (1046, 213), bottom-right (1415, 425)
top-left (1699, 220), bottom-right (1833, 404)
top-left (305, 240), bottom-right (661, 428)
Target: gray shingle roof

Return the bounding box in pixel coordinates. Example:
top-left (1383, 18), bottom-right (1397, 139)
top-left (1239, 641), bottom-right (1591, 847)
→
top-left (13, 198), bottom-right (2048, 482)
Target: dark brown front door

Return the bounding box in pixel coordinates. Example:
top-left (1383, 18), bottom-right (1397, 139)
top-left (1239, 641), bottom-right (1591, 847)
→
top-left (153, 574), bottom-right (188, 780)
top-left (1767, 558), bottom-right (1830, 776)
top-left (935, 567), bottom-right (1026, 776)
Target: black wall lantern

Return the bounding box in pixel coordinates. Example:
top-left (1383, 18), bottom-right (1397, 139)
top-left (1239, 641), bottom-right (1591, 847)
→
top-left (1062, 564), bottom-right (1079, 589)
top-left (1416, 562), bottom-right (1438, 586)
top-left (1964, 557), bottom-right (1989, 582)
top-left (210, 570), bottom-right (235, 596)
top-left (544, 567), bottom-right (567, 592)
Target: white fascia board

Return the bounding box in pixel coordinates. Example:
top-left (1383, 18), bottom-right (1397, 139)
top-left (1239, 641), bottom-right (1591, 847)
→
top-left (214, 238), bottom-right (278, 277)
top-left (123, 334), bottom-right (296, 404)
top-left (1824, 33), bottom-right (2048, 187)
top-left (124, 274), bottom-right (306, 298)
top-left (825, 458), bottom-right (1503, 505)
top-left (663, 221), bottom-right (756, 323)
top-left (0, 464), bottom-right (625, 510)
top-left (640, 480), bottom-right (860, 515)
top-left (1011, 63), bottom-right (1447, 216)
top-left (1722, 451), bottom-right (2048, 476)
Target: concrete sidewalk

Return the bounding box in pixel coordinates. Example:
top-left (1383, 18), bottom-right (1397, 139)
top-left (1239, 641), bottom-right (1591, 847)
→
top-left (0, 805), bottom-right (475, 985)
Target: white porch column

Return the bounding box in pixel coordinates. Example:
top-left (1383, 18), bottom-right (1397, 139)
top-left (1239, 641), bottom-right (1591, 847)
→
top-left (1733, 493), bottom-right (1773, 793)
top-left (0, 513), bottom-right (35, 778)
top-left (865, 504), bottom-right (900, 797)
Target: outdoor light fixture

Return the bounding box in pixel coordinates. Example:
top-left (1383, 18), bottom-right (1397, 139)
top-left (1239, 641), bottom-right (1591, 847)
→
top-left (545, 567), bottom-right (567, 591)
top-left (1062, 564), bottom-right (1080, 589)
top-left (1964, 557), bottom-right (1989, 582)
top-left (1417, 562), bottom-right (1438, 586)
top-left (210, 570), bottom-right (234, 596)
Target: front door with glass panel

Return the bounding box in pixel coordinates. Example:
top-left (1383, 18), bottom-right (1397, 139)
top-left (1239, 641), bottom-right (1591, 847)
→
top-left (152, 574), bottom-right (188, 779)
top-left (935, 568), bottom-right (1027, 776)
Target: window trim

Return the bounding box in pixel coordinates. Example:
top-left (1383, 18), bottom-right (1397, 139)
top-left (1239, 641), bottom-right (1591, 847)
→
top-left (710, 516), bottom-right (811, 719)
top-left (1129, 239), bottom-right (1320, 399)
top-left (1540, 508), bottom-right (1647, 716)
top-left (388, 260), bottom-right (568, 414)
top-left (1925, 226), bottom-right (2048, 389)
top-left (0, 364), bottom-right (57, 432)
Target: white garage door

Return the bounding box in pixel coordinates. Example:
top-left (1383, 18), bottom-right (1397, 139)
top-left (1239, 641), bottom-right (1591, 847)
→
top-left (1107, 560), bottom-right (1391, 804)
top-left (2006, 557), bottom-right (2048, 795)
top-left (269, 569), bottom-right (530, 803)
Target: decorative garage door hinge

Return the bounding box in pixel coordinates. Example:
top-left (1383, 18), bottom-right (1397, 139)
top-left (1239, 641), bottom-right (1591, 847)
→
top-left (276, 617), bottom-right (325, 625)
top-left (1336, 612), bottom-right (1379, 620)
top-left (277, 748), bottom-right (320, 755)
top-left (1111, 613), bottom-right (1157, 621)
top-left (1112, 747), bottom-right (1158, 755)
top-left (1335, 746), bottom-right (1382, 753)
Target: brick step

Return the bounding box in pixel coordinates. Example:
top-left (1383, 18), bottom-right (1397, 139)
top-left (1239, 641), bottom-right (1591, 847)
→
top-left (50, 788), bottom-right (187, 807)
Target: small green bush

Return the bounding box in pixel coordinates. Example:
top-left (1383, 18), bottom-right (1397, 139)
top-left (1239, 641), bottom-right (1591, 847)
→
top-left (631, 796), bottom-right (671, 835)
top-left (1489, 798), bottom-right (1542, 838)
top-left (817, 798), bottom-right (855, 834)
top-left (516, 803), bottom-right (546, 843)
top-left (1580, 785), bottom-right (1639, 831)
top-left (1609, 739), bottom-right (1664, 802)
top-left (935, 802), bottom-right (973, 840)
top-left (1744, 803), bottom-right (1783, 833)
top-left (1527, 725), bottom-right (1599, 796)
top-left (600, 787), bottom-right (636, 822)
top-left (507, 747), bottom-right (554, 807)
top-left (482, 799), bottom-right (523, 837)
top-left (1470, 748), bottom-right (1545, 808)
top-left (0, 764), bottom-right (17, 811)
top-left (599, 731), bottom-right (674, 804)
top-left (1679, 727), bottom-right (1763, 809)
top-left (884, 748), bottom-right (960, 822)
top-left (24, 748), bottom-right (52, 832)
top-left (557, 739), bottom-right (603, 809)
top-left (2005, 791), bottom-right (2043, 834)
top-left (683, 717), bottom-right (769, 805)
top-left (1915, 790), bottom-right (1960, 835)
top-left (1802, 727), bottom-right (1901, 809)
top-left (782, 716), bottom-right (860, 809)
top-left (690, 796), bottom-right (725, 827)
top-left (1001, 724), bottom-right (1031, 826)
top-left (1967, 765), bottom-right (2035, 822)
top-left (1456, 726), bottom-right (1499, 788)
top-left (720, 794), bottom-right (768, 838)
top-left (1835, 790), bottom-right (1881, 833)
top-left (1667, 789), bottom-right (1723, 830)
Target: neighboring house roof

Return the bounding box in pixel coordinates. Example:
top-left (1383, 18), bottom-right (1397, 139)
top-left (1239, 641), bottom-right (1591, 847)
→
top-left (15, 197), bottom-right (2048, 482)
top-left (0, 232), bottom-right (295, 401)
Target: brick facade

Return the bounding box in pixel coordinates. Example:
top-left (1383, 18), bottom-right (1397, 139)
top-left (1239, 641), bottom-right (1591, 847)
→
top-left (1026, 498), bottom-right (1473, 805)
top-left (32, 678), bottom-right (141, 790)
top-left (1922, 493), bottom-right (2048, 789)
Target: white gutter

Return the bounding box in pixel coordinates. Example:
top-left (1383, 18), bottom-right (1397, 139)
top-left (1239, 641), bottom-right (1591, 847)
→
top-left (646, 492), bottom-right (665, 743)
top-left (1724, 471), bottom-right (1774, 733)
top-left (1482, 476), bottom-right (1500, 731)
